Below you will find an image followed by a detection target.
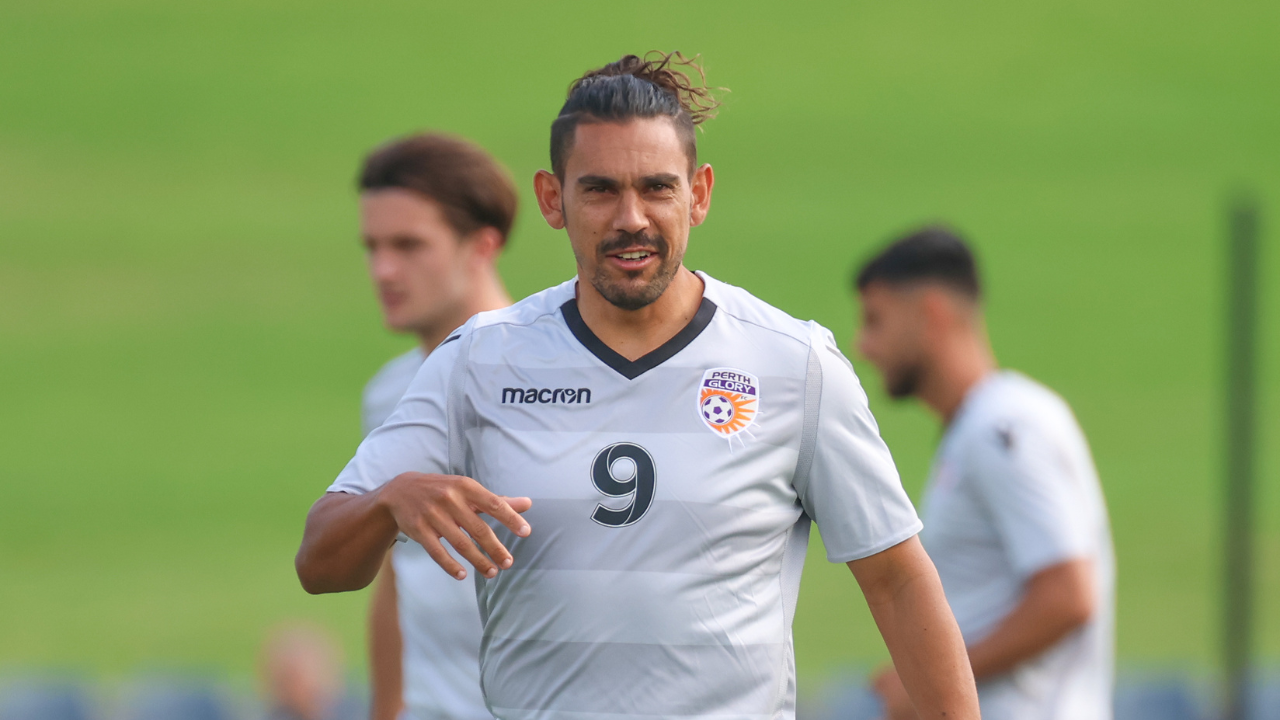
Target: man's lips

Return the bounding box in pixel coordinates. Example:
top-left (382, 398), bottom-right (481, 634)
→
top-left (605, 247), bottom-right (660, 272)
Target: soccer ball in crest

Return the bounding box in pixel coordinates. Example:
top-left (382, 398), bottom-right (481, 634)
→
top-left (701, 394), bottom-right (736, 425)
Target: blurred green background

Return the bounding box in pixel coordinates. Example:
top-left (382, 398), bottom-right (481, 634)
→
top-left (1, 0), bottom-right (1277, 685)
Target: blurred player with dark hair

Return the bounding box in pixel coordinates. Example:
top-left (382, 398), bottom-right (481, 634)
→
top-left (855, 226), bottom-right (1114, 720)
top-left (299, 54), bottom-right (980, 720)
top-left (357, 132), bottom-right (514, 720)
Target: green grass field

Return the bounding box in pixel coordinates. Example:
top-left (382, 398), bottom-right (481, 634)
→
top-left (2, 0), bottom-right (1278, 684)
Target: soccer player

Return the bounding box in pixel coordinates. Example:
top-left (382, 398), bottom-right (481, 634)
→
top-left (356, 133), bottom-right (515, 720)
top-left (297, 52), bottom-right (980, 720)
top-left (854, 227), bottom-right (1115, 719)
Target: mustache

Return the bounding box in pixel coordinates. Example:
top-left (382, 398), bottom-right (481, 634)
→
top-left (598, 231), bottom-right (668, 257)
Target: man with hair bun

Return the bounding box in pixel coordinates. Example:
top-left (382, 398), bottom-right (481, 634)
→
top-left (855, 226), bottom-right (1115, 720)
top-left (356, 132), bottom-right (514, 720)
top-left (298, 54), bottom-right (980, 720)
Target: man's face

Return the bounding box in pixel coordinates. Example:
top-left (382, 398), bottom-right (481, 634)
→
top-left (856, 282), bottom-right (929, 399)
top-left (538, 118), bottom-right (711, 310)
top-left (360, 189), bottom-right (473, 334)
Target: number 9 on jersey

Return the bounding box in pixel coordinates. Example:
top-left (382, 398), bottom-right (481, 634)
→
top-left (590, 442), bottom-right (656, 528)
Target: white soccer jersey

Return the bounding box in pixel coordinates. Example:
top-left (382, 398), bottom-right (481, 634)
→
top-left (331, 272), bottom-right (921, 720)
top-left (362, 348), bottom-right (491, 720)
top-left (920, 371), bottom-right (1115, 720)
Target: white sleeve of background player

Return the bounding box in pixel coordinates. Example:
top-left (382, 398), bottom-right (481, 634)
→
top-left (359, 380), bottom-right (380, 439)
top-left (970, 415), bottom-right (1092, 578)
top-left (796, 327), bottom-right (922, 563)
top-left (328, 334), bottom-right (463, 495)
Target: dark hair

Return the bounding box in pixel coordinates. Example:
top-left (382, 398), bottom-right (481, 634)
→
top-left (550, 51), bottom-right (723, 178)
top-left (855, 225), bottom-right (981, 299)
top-left (359, 133), bottom-right (518, 245)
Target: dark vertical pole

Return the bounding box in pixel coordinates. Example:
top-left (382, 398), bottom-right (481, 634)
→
top-left (1224, 196), bottom-right (1259, 720)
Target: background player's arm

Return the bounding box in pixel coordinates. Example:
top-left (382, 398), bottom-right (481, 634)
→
top-left (296, 473), bottom-right (532, 593)
top-left (966, 417), bottom-right (1098, 679)
top-left (369, 553), bottom-right (405, 720)
top-left (871, 558), bottom-right (1095, 718)
top-left (849, 537), bottom-right (980, 720)
top-left (966, 557), bottom-right (1095, 678)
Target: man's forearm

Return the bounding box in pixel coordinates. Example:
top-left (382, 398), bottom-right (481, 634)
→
top-left (967, 558), bottom-right (1094, 679)
top-left (296, 490), bottom-right (400, 594)
top-left (851, 538), bottom-right (979, 720)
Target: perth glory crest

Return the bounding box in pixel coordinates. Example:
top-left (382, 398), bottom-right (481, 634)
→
top-left (698, 367), bottom-right (759, 438)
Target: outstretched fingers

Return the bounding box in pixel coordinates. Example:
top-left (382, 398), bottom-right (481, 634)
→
top-left (424, 504), bottom-right (499, 578)
top-left (472, 487), bottom-right (532, 537)
top-left (413, 530), bottom-right (468, 581)
top-left (385, 473), bottom-right (532, 579)
top-left (456, 509), bottom-right (514, 572)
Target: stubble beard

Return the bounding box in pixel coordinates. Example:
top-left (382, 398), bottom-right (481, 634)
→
top-left (886, 362), bottom-right (924, 399)
top-left (587, 231), bottom-right (682, 311)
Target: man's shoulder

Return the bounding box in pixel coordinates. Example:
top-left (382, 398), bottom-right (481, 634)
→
top-left (468, 278), bottom-right (577, 335)
top-left (976, 372), bottom-right (1076, 426)
top-left (957, 371), bottom-right (1087, 462)
top-left (364, 347), bottom-right (426, 399)
top-left (700, 272), bottom-right (823, 350)
top-left (361, 347), bottom-right (427, 436)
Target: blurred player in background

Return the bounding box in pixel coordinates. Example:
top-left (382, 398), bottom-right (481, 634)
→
top-left (259, 623), bottom-right (342, 720)
top-left (854, 227), bottom-right (1115, 720)
top-left (356, 133), bottom-right (514, 720)
top-left (298, 52), bottom-right (980, 720)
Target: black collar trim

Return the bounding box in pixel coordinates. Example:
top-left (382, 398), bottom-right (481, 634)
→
top-left (560, 296), bottom-right (718, 380)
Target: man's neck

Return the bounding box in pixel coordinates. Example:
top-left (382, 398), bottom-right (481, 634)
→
top-left (576, 267), bottom-right (704, 362)
top-left (414, 272), bottom-right (512, 353)
top-left (917, 333), bottom-right (997, 424)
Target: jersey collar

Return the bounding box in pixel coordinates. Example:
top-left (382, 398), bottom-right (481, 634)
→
top-left (560, 294), bottom-right (718, 380)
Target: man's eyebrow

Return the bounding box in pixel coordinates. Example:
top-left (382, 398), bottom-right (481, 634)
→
top-left (577, 175), bottom-right (620, 189)
top-left (641, 173), bottom-right (682, 187)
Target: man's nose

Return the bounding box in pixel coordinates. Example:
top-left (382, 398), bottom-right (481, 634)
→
top-left (611, 189), bottom-right (649, 235)
top-left (855, 331), bottom-right (872, 359)
top-left (370, 250), bottom-right (398, 282)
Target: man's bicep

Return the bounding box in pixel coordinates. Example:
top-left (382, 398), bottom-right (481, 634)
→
top-left (799, 333), bottom-right (922, 563)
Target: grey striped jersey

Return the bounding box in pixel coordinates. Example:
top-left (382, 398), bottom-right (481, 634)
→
top-left (330, 272), bottom-right (922, 720)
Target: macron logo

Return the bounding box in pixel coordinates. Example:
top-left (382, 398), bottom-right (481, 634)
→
top-left (501, 387), bottom-right (592, 405)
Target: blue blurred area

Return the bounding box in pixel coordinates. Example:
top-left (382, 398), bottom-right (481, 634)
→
top-left (1113, 678), bottom-right (1202, 720)
top-left (2, 673), bottom-right (1277, 720)
top-left (122, 683), bottom-right (229, 720)
top-left (0, 683), bottom-right (91, 720)
top-left (0, 679), bottom-right (367, 720)
top-left (798, 671), bottom-right (1280, 720)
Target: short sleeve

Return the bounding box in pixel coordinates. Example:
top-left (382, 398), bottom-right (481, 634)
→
top-left (795, 327), bottom-right (922, 563)
top-left (328, 334), bottom-right (464, 495)
top-left (969, 416), bottom-right (1093, 578)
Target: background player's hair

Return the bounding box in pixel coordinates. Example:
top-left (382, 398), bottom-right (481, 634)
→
top-left (550, 51), bottom-right (723, 178)
top-left (359, 133), bottom-right (518, 246)
top-left (855, 225), bottom-right (982, 300)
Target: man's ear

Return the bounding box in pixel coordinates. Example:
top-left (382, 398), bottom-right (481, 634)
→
top-left (919, 286), bottom-right (965, 335)
top-left (689, 163), bottom-right (715, 227)
top-left (534, 170), bottom-right (565, 230)
top-left (466, 226), bottom-right (505, 265)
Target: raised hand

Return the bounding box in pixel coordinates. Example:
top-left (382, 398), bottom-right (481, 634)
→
top-left (376, 471), bottom-right (532, 580)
